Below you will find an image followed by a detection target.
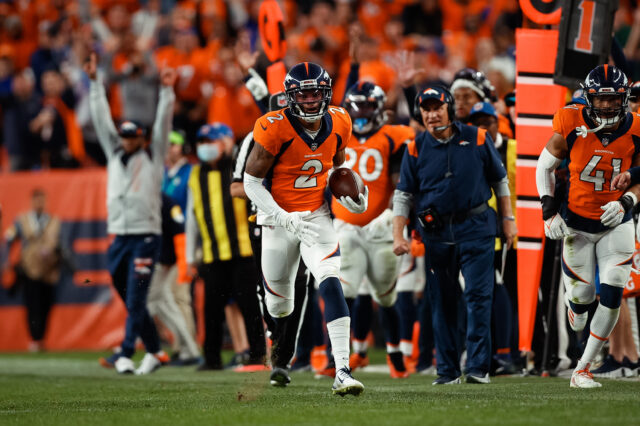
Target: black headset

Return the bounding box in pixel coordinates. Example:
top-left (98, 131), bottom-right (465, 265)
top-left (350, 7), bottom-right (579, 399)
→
top-left (412, 85), bottom-right (455, 125)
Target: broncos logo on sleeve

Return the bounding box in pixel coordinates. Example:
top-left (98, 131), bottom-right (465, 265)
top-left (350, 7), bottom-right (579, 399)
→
top-left (332, 124), bottom-right (414, 226)
top-left (252, 106), bottom-right (352, 213)
top-left (553, 104), bottom-right (640, 222)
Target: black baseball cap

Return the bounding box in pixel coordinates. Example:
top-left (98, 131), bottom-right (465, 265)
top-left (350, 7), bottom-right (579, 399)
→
top-left (118, 120), bottom-right (147, 138)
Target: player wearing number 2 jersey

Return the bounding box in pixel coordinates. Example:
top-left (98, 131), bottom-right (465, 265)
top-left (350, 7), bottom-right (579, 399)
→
top-left (331, 81), bottom-right (414, 378)
top-left (243, 62), bottom-right (368, 396)
top-left (536, 64), bottom-right (640, 388)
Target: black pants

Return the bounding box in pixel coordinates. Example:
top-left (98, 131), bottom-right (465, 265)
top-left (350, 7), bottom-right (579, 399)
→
top-left (23, 277), bottom-right (55, 341)
top-left (199, 258), bottom-right (266, 367)
top-left (249, 222), bottom-right (309, 368)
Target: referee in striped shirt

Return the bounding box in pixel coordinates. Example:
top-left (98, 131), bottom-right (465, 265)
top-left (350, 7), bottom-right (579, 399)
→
top-left (186, 122), bottom-right (266, 370)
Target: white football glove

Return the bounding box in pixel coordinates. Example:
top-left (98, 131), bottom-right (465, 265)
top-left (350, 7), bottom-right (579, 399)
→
top-left (337, 186), bottom-right (369, 214)
top-left (275, 210), bottom-right (321, 247)
top-left (600, 201), bottom-right (625, 227)
top-left (544, 214), bottom-right (569, 240)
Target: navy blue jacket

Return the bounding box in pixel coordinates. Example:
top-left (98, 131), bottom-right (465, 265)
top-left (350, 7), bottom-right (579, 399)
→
top-left (397, 122), bottom-right (507, 243)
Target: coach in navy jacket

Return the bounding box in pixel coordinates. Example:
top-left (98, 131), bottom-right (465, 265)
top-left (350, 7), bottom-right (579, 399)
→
top-left (392, 86), bottom-right (517, 384)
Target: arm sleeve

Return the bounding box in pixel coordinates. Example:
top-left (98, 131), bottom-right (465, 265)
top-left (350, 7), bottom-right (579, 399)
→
top-left (185, 189), bottom-right (198, 265)
top-left (536, 147), bottom-right (563, 197)
top-left (491, 176), bottom-right (511, 198)
top-left (392, 189), bottom-right (414, 218)
top-left (89, 79), bottom-right (119, 158)
top-left (151, 85), bottom-right (176, 168)
top-left (244, 172), bottom-right (287, 225)
top-left (233, 132), bottom-right (254, 182)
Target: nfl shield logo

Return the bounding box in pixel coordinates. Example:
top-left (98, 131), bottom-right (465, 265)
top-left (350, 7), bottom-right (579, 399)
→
top-left (311, 143), bottom-right (318, 151)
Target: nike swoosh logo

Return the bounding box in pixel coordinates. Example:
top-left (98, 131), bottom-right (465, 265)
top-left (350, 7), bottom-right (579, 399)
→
top-left (338, 376), bottom-right (345, 383)
top-left (260, 122), bottom-right (267, 131)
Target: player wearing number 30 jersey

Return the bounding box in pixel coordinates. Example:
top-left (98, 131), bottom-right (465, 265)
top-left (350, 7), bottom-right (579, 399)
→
top-left (536, 64), bottom-right (640, 389)
top-left (243, 62), bottom-right (366, 396)
top-left (331, 81), bottom-right (414, 378)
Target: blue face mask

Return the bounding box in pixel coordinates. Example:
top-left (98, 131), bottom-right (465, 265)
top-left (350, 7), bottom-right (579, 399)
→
top-left (197, 143), bottom-right (221, 163)
top-left (353, 118), bottom-right (371, 134)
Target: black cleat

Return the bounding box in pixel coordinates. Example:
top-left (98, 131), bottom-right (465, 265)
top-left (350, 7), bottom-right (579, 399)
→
top-left (270, 367), bottom-right (291, 387)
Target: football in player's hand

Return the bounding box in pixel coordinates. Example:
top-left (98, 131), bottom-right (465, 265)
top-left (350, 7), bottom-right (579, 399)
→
top-left (329, 168), bottom-right (365, 200)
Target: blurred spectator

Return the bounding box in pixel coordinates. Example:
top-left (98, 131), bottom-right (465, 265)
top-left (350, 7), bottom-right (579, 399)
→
top-left (29, 20), bottom-right (63, 93)
top-left (30, 68), bottom-right (84, 168)
top-left (1, 15), bottom-right (37, 71)
top-left (155, 27), bottom-right (210, 142)
top-left (4, 189), bottom-right (63, 352)
top-left (87, 52), bottom-right (176, 375)
top-left (162, 130), bottom-right (196, 345)
top-left (147, 194), bottom-right (201, 365)
top-left (402, 0), bottom-right (443, 37)
top-left (206, 48), bottom-right (261, 141)
top-left (485, 55), bottom-right (515, 100)
top-left (106, 47), bottom-right (159, 128)
top-left (1, 68), bottom-right (41, 171)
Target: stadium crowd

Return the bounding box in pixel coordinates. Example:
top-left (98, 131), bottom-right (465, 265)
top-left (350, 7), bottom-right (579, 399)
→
top-left (2, 0), bottom-right (640, 391)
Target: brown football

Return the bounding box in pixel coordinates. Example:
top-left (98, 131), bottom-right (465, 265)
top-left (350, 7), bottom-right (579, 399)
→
top-left (329, 167), bottom-right (365, 200)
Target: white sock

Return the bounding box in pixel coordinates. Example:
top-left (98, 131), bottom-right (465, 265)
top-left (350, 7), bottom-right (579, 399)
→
top-left (386, 343), bottom-right (401, 354)
top-left (400, 340), bottom-right (413, 357)
top-left (352, 338), bottom-right (368, 354)
top-left (327, 316), bottom-right (350, 371)
top-left (578, 304), bottom-right (620, 369)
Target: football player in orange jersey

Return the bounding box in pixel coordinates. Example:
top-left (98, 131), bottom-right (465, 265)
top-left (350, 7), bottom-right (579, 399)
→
top-left (243, 62), bottom-right (367, 396)
top-left (536, 64), bottom-right (640, 388)
top-left (332, 81), bottom-right (415, 378)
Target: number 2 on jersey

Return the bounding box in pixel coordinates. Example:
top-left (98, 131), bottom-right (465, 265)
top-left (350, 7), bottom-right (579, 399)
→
top-left (579, 155), bottom-right (621, 191)
top-left (294, 159), bottom-right (323, 188)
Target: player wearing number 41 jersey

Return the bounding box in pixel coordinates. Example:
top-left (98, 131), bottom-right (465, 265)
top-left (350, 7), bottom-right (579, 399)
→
top-left (243, 62), bottom-right (367, 396)
top-left (536, 64), bottom-right (640, 389)
top-left (332, 81), bottom-right (414, 378)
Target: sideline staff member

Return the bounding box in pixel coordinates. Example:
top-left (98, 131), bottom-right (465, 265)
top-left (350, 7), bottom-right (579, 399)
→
top-left (392, 86), bottom-right (517, 385)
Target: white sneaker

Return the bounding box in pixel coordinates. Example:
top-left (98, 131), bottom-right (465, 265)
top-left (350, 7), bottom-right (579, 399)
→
top-left (466, 372), bottom-right (490, 384)
top-left (135, 353), bottom-right (162, 375)
top-left (570, 363), bottom-right (602, 388)
top-left (332, 367), bottom-right (364, 396)
top-left (115, 357), bottom-right (135, 374)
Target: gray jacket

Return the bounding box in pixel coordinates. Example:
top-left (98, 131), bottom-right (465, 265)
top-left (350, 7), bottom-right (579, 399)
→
top-left (89, 79), bottom-right (175, 235)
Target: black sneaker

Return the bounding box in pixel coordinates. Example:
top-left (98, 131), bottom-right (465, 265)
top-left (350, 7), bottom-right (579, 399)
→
top-left (270, 367), bottom-right (291, 387)
top-left (432, 376), bottom-right (461, 385)
top-left (591, 355), bottom-right (624, 378)
top-left (196, 362), bottom-right (223, 371)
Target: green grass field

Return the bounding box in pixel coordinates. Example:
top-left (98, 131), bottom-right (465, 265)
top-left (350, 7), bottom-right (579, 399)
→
top-left (1, 351), bottom-right (639, 426)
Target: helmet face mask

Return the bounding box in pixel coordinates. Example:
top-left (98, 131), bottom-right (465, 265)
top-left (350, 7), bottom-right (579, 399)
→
top-left (583, 64), bottom-right (629, 128)
top-left (284, 62), bottom-right (332, 123)
top-left (344, 82), bottom-right (386, 135)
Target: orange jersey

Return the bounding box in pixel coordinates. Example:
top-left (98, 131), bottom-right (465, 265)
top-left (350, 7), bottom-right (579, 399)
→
top-left (253, 106), bottom-right (352, 213)
top-left (553, 105), bottom-right (640, 221)
top-left (332, 124), bottom-right (415, 226)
